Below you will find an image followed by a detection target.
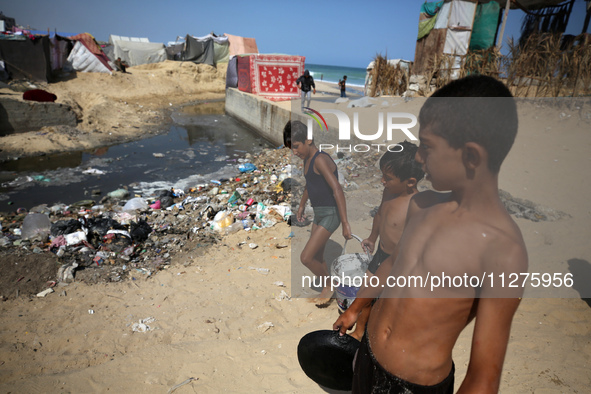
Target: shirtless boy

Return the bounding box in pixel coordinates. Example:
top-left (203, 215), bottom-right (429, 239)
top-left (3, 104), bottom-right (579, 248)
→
top-left (334, 75), bottom-right (528, 393)
top-left (291, 121), bottom-right (352, 306)
top-left (348, 141), bottom-right (424, 341)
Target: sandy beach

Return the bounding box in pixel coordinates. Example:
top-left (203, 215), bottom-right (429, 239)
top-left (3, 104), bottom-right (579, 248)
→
top-left (0, 63), bottom-right (590, 393)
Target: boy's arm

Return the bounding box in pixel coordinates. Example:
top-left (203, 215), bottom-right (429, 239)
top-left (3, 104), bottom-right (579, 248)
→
top-left (458, 244), bottom-right (527, 393)
top-left (333, 192), bottom-right (424, 335)
top-left (297, 188), bottom-right (308, 222)
top-left (362, 189), bottom-right (386, 254)
top-left (458, 298), bottom-right (521, 393)
top-left (315, 154), bottom-right (351, 240)
top-left (333, 251), bottom-right (397, 335)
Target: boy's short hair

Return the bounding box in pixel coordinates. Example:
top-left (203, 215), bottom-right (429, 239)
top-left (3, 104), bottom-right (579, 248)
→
top-left (290, 120), bottom-right (309, 143)
top-left (380, 141), bottom-right (424, 182)
top-left (418, 75), bottom-right (518, 173)
top-left (283, 120), bottom-right (292, 148)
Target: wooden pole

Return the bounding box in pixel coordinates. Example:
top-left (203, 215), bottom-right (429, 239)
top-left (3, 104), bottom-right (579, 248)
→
top-left (583, 2), bottom-right (591, 34)
top-left (496, 0), bottom-right (512, 50)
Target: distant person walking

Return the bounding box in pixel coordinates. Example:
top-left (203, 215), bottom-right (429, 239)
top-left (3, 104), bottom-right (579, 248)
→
top-left (297, 70), bottom-right (316, 111)
top-left (338, 75), bottom-right (347, 98)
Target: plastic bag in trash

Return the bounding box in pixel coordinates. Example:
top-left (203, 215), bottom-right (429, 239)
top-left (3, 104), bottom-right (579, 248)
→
top-left (130, 219), bottom-right (152, 242)
top-left (87, 217), bottom-right (125, 237)
top-left (21, 213), bottom-right (52, 240)
top-left (279, 178), bottom-right (293, 192)
top-left (159, 196), bottom-right (174, 209)
top-left (212, 211), bottom-right (233, 233)
top-left (51, 219), bottom-right (82, 237)
top-left (238, 163), bottom-right (257, 173)
top-left (123, 197), bottom-right (148, 211)
top-left (108, 189), bottom-right (130, 199)
top-left (101, 230), bottom-right (132, 253)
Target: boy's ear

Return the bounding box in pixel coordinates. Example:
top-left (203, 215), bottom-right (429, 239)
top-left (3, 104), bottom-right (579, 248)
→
top-left (405, 177), bottom-right (417, 189)
top-left (462, 142), bottom-right (485, 170)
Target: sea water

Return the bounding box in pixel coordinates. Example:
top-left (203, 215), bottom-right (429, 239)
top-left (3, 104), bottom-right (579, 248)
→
top-left (305, 63), bottom-right (368, 94)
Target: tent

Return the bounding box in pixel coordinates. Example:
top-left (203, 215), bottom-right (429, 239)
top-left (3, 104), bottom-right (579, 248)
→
top-left (67, 33), bottom-right (113, 74)
top-left (50, 35), bottom-right (74, 72)
top-left (225, 33), bottom-right (259, 56)
top-left (181, 34), bottom-right (229, 65)
top-left (108, 35), bottom-right (167, 67)
top-left (226, 55), bottom-right (239, 89)
top-left (165, 40), bottom-right (185, 60)
top-left (236, 54), bottom-right (305, 101)
top-left (0, 34), bottom-right (52, 81)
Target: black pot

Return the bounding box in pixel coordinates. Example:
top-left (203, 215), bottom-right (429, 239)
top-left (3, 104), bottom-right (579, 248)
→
top-left (297, 330), bottom-right (360, 391)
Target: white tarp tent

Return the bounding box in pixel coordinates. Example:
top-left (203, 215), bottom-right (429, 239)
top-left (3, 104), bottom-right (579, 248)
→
top-left (67, 41), bottom-right (112, 74)
top-left (109, 35), bottom-right (167, 67)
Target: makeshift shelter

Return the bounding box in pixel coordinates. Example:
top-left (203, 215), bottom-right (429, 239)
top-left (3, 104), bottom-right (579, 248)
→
top-left (67, 33), bottom-right (113, 74)
top-left (181, 34), bottom-right (229, 65)
top-left (236, 54), bottom-right (305, 101)
top-left (165, 40), bottom-right (185, 60)
top-left (364, 58), bottom-right (412, 96)
top-left (0, 34), bottom-right (52, 81)
top-left (50, 35), bottom-right (74, 72)
top-left (182, 34), bottom-right (214, 65)
top-left (225, 33), bottom-right (259, 56)
top-left (226, 55), bottom-right (239, 89)
top-left (108, 35), bottom-right (167, 67)
top-left (413, 0), bottom-right (571, 76)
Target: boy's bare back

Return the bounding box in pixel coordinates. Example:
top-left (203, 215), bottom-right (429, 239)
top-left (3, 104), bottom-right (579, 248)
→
top-left (367, 189), bottom-right (527, 388)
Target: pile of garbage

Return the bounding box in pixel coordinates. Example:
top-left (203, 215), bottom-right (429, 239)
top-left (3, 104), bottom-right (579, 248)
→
top-left (0, 148), bottom-right (293, 287)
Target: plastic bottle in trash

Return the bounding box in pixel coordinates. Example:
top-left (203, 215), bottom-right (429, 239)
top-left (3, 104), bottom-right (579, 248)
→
top-left (224, 221), bottom-right (243, 235)
top-left (241, 219), bottom-right (254, 229)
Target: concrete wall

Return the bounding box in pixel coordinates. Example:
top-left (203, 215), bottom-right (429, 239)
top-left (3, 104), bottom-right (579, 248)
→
top-left (225, 88), bottom-right (305, 147)
top-left (0, 98), bottom-right (77, 136)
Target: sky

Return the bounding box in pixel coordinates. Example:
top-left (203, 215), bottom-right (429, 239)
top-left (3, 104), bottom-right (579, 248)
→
top-left (2, 0), bottom-right (589, 69)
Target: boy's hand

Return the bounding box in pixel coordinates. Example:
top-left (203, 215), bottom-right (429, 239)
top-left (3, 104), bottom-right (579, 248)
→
top-left (342, 222), bottom-right (352, 240)
top-left (333, 308), bottom-right (358, 336)
top-left (361, 239), bottom-right (375, 254)
top-left (296, 207), bottom-right (306, 222)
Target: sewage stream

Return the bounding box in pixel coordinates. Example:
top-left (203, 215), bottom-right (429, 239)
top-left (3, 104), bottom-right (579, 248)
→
top-left (0, 101), bottom-right (275, 211)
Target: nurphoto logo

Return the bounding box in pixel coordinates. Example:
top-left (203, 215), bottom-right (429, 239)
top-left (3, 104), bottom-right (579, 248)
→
top-left (305, 109), bottom-right (418, 153)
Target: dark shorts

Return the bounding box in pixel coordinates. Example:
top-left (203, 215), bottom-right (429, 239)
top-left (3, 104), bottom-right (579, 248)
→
top-left (352, 334), bottom-right (455, 394)
top-left (367, 244), bottom-right (391, 275)
top-left (312, 206), bottom-right (340, 233)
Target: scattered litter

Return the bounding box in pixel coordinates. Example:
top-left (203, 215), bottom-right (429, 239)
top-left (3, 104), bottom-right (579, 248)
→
top-left (249, 267), bottom-right (269, 275)
top-left (83, 168), bottom-right (105, 175)
top-left (275, 290), bottom-right (291, 301)
top-left (257, 321), bottom-right (274, 332)
top-left (132, 317), bottom-right (156, 332)
top-left (36, 288), bottom-right (54, 297)
top-left (167, 377), bottom-right (197, 394)
top-left (273, 281), bottom-right (285, 287)
top-left (248, 243), bottom-right (258, 249)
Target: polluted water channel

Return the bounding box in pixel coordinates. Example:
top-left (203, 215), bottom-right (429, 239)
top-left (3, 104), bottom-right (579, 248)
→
top-left (0, 101), bottom-right (274, 211)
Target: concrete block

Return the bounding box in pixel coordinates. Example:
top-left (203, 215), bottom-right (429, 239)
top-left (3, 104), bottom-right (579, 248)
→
top-left (0, 98), bottom-right (77, 136)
